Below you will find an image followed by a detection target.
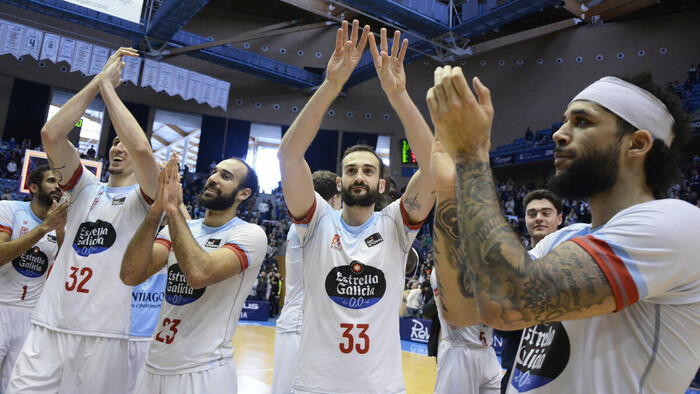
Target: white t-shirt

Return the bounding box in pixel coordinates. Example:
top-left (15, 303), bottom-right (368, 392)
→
top-left (0, 201), bottom-right (59, 309)
top-left (507, 199), bottom-right (700, 393)
top-left (32, 165), bottom-right (151, 338)
top-left (292, 193), bottom-right (423, 394)
top-left (276, 225), bottom-right (303, 333)
top-left (144, 216), bottom-right (266, 374)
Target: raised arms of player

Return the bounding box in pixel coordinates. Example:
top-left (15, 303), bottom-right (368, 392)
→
top-left (278, 20), bottom-right (370, 219)
top-left (98, 54), bottom-right (159, 199)
top-left (428, 137), bottom-right (479, 327)
top-left (0, 201), bottom-right (67, 266)
top-left (426, 66), bottom-right (615, 330)
top-left (369, 28), bottom-right (435, 223)
top-left (41, 48), bottom-right (137, 187)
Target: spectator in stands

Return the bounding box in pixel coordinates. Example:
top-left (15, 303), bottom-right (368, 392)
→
top-left (255, 271), bottom-right (268, 301)
top-left (269, 274), bottom-right (281, 317)
top-left (525, 127), bottom-right (533, 148)
top-left (690, 65), bottom-right (698, 82)
top-left (405, 282), bottom-right (423, 318)
top-left (5, 159), bottom-right (17, 180)
top-left (86, 145), bottom-right (96, 159)
top-left (1, 188), bottom-right (11, 201)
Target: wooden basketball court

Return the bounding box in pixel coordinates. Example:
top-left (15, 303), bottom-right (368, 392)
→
top-left (233, 324), bottom-right (437, 393)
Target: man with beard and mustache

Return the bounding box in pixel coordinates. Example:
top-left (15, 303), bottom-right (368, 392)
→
top-left (0, 165), bottom-right (66, 392)
top-left (120, 156), bottom-right (266, 393)
top-left (428, 68), bottom-right (699, 393)
top-left (278, 21), bottom-right (434, 393)
top-left (9, 48), bottom-right (161, 393)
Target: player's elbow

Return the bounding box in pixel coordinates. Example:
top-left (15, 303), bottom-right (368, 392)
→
top-left (120, 268), bottom-right (143, 286)
top-left (41, 125), bottom-right (61, 145)
top-left (181, 269), bottom-right (208, 290)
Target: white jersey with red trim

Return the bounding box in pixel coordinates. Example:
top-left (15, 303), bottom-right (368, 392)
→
top-left (506, 199), bottom-right (700, 394)
top-left (144, 216), bottom-right (266, 374)
top-left (276, 225), bottom-right (303, 333)
top-left (31, 165), bottom-right (151, 338)
top-left (429, 270), bottom-right (493, 347)
top-left (292, 193), bottom-right (422, 394)
top-left (0, 201), bottom-right (59, 308)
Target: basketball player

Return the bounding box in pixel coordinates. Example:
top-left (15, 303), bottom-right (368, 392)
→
top-left (0, 166), bottom-right (66, 393)
top-left (271, 170), bottom-right (341, 394)
top-left (8, 48), bottom-right (161, 393)
top-left (120, 156), bottom-right (267, 393)
top-left (278, 21), bottom-right (435, 393)
top-left (429, 141), bottom-right (500, 394)
top-left (428, 68), bottom-right (700, 392)
top-left (493, 189), bottom-right (563, 393)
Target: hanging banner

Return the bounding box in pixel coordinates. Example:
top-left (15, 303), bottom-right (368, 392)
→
top-left (201, 76), bottom-right (216, 108)
top-left (0, 21), bottom-right (7, 51)
top-left (70, 41), bottom-right (93, 74)
top-left (122, 55), bottom-right (142, 85)
top-left (156, 63), bottom-right (174, 94)
top-left (141, 58), bottom-right (158, 89)
top-left (20, 28), bottom-right (42, 60)
top-left (172, 67), bottom-right (188, 99)
top-left (215, 81), bottom-right (230, 111)
top-left (40, 33), bottom-right (60, 63)
top-left (65, 0), bottom-right (145, 24)
top-left (1, 23), bottom-right (25, 59)
top-left (57, 37), bottom-right (76, 64)
top-left (88, 45), bottom-right (110, 75)
top-left (186, 72), bottom-right (203, 103)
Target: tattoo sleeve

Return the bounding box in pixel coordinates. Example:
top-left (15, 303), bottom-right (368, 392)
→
top-left (432, 193), bottom-right (479, 326)
top-left (455, 161), bottom-right (615, 328)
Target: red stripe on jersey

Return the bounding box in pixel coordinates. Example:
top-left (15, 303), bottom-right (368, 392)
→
top-left (154, 238), bottom-right (172, 251)
top-left (0, 224), bottom-right (11, 235)
top-left (223, 243), bottom-right (249, 271)
top-left (61, 165), bottom-right (83, 191)
top-left (289, 197), bottom-right (317, 225)
top-left (139, 188), bottom-right (154, 205)
top-left (399, 195), bottom-right (425, 231)
top-left (571, 235), bottom-right (639, 312)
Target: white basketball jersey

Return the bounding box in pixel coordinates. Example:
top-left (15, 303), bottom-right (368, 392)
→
top-left (507, 199), bottom-right (700, 394)
top-left (32, 165), bottom-right (151, 338)
top-left (276, 225), bottom-right (303, 333)
top-left (292, 193), bottom-right (422, 393)
top-left (144, 216), bottom-right (266, 374)
top-left (429, 270), bottom-right (493, 347)
top-left (0, 201), bottom-right (59, 308)
top-left (130, 267), bottom-right (167, 338)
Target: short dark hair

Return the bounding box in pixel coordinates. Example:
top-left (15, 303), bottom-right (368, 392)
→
top-left (342, 144), bottom-right (385, 179)
top-left (312, 170), bottom-right (340, 201)
top-left (523, 189), bottom-right (563, 214)
top-left (27, 165), bottom-right (52, 197)
top-left (229, 157), bottom-right (258, 204)
top-left (614, 72), bottom-right (691, 199)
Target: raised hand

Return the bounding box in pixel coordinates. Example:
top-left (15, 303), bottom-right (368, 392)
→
top-left (153, 154), bottom-right (180, 215)
top-left (426, 66), bottom-right (494, 163)
top-left (161, 154), bottom-right (183, 215)
top-left (368, 28), bottom-right (409, 96)
top-left (102, 47), bottom-right (138, 74)
top-left (42, 200), bottom-right (68, 233)
top-left (325, 20), bottom-right (370, 87)
top-left (101, 59), bottom-right (126, 89)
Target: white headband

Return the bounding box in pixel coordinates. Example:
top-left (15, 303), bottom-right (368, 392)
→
top-left (570, 76), bottom-right (674, 146)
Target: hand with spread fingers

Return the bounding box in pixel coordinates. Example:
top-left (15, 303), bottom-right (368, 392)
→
top-left (325, 19), bottom-right (370, 87)
top-left (426, 66), bottom-right (494, 163)
top-left (368, 28), bottom-right (409, 97)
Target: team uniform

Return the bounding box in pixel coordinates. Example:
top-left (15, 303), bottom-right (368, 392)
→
top-left (292, 193), bottom-right (423, 394)
top-left (506, 199), bottom-right (700, 393)
top-left (128, 268), bottom-right (166, 393)
top-left (134, 216), bottom-right (266, 394)
top-left (8, 165), bottom-right (151, 393)
top-left (429, 271), bottom-right (502, 394)
top-left (271, 225), bottom-right (303, 394)
top-left (0, 201), bottom-right (59, 393)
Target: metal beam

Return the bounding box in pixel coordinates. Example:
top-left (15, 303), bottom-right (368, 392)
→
top-left (469, 18), bottom-right (579, 55)
top-left (143, 0), bottom-right (211, 49)
top-left (167, 124), bottom-right (189, 137)
top-left (162, 21), bottom-right (330, 57)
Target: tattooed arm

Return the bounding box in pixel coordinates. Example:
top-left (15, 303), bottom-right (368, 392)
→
top-left (429, 137), bottom-right (480, 326)
top-left (427, 66), bottom-right (615, 330)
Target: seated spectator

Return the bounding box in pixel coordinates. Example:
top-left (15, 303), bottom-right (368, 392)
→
top-left (404, 282), bottom-right (422, 318)
top-left (1, 187), bottom-right (12, 200)
top-left (6, 159), bottom-right (18, 179)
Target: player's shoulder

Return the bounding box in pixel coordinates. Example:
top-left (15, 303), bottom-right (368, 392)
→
top-left (0, 199), bottom-right (27, 213)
